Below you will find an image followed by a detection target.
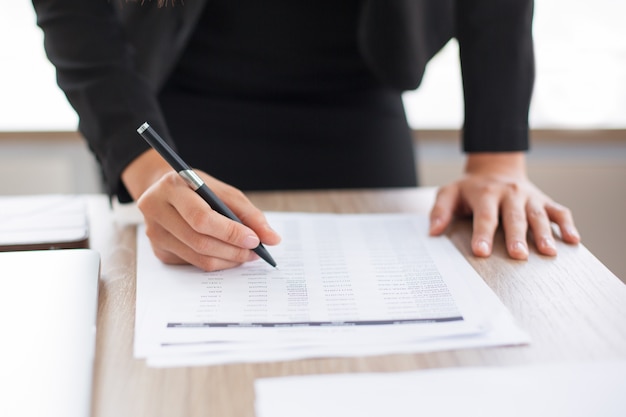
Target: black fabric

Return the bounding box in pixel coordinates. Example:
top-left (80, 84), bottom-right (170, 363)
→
top-left (160, 0), bottom-right (416, 191)
top-left (457, 0), bottom-right (535, 152)
top-left (160, 86), bottom-right (417, 191)
top-left (358, 0), bottom-right (456, 90)
top-left (32, 0), bottom-right (534, 202)
top-left (171, 0), bottom-right (377, 98)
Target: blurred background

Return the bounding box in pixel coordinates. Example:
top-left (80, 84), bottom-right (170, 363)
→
top-left (1, 1), bottom-right (625, 280)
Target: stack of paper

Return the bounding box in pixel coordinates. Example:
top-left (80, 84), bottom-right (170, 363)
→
top-left (134, 213), bottom-right (529, 367)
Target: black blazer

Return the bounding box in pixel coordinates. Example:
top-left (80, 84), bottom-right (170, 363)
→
top-left (33, 0), bottom-right (534, 199)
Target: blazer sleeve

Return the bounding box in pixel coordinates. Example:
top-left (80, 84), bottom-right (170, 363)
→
top-left (32, 0), bottom-right (174, 202)
top-left (456, 0), bottom-right (535, 152)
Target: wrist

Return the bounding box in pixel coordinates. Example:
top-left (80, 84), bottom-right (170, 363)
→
top-left (121, 149), bottom-right (172, 200)
top-left (464, 152), bottom-right (527, 179)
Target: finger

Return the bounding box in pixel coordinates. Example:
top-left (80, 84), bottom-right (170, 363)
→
top-left (469, 193), bottom-right (500, 257)
top-left (526, 201), bottom-right (557, 256)
top-left (145, 213), bottom-right (258, 266)
top-left (136, 172), bottom-right (263, 270)
top-left (138, 185), bottom-right (260, 263)
top-left (147, 225), bottom-right (254, 272)
top-left (173, 190), bottom-right (263, 250)
top-left (500, 192), bottom-right (529, 260)
top-left (201, 175), bottom-right (282, 246)
top-left (222, 187), bottom-right (282, 246)
top-left (545, 201), bottom-right (581, 244)
top-left (429, 184), bottom-right (459, 236)
top-left (139, 173), bottom-right (263, 250)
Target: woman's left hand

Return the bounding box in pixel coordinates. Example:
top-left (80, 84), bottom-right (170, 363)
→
top-left (428, 152), bottom-right (581, 259)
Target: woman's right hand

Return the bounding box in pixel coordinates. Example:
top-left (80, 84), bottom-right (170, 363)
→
top-left (121, 149), bottom-right (281, 271)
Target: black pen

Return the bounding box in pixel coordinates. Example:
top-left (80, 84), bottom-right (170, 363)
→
top-left (136, 122), bottom-right (277, 268)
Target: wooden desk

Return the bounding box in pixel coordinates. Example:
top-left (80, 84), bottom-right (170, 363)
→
top-left (87, 188), bottom-right (626, 417)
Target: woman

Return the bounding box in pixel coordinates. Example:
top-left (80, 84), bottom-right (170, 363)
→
top-left (33, 0), bottom-right (580, 271)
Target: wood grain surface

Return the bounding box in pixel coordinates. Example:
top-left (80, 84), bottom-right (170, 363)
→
top-left (86, 189), bottom-right (626, 417)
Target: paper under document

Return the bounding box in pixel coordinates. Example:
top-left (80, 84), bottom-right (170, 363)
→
top-left (255, 361), bottom-right (626, 417)
top-left (134, 212), bottom-right (528, 366)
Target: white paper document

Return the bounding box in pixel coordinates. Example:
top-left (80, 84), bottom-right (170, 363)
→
top-left (255, 361), bottom-right (626, 417)
top-left (135, 212), bottom-right (528, 367)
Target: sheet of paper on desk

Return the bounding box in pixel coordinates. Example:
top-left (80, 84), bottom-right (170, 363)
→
top-left (134, 212), bottom-right (529, 367)
top-left (255, 361), bottom-right (626, 417)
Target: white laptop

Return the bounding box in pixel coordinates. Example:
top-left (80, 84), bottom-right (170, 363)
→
top-left (0, 249), bottom-right (100, 417)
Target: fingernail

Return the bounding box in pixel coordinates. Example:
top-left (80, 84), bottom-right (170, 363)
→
top-left (476, 240), bottom-right (490, 256)
top-left (512, 241), bottom-right (528, 256)
top-left (263, 223), bottom-right (282, 243)
top-left (542, 237), bottom-right (556, 251)
top-left (566, 226), bottom-right (581, 241)
top-left (264, 223), bottom-right (278, 234)
top-left (430, 217), bottom-right (442, 232)
top-left (243, 234), bottom-right (260, 249)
